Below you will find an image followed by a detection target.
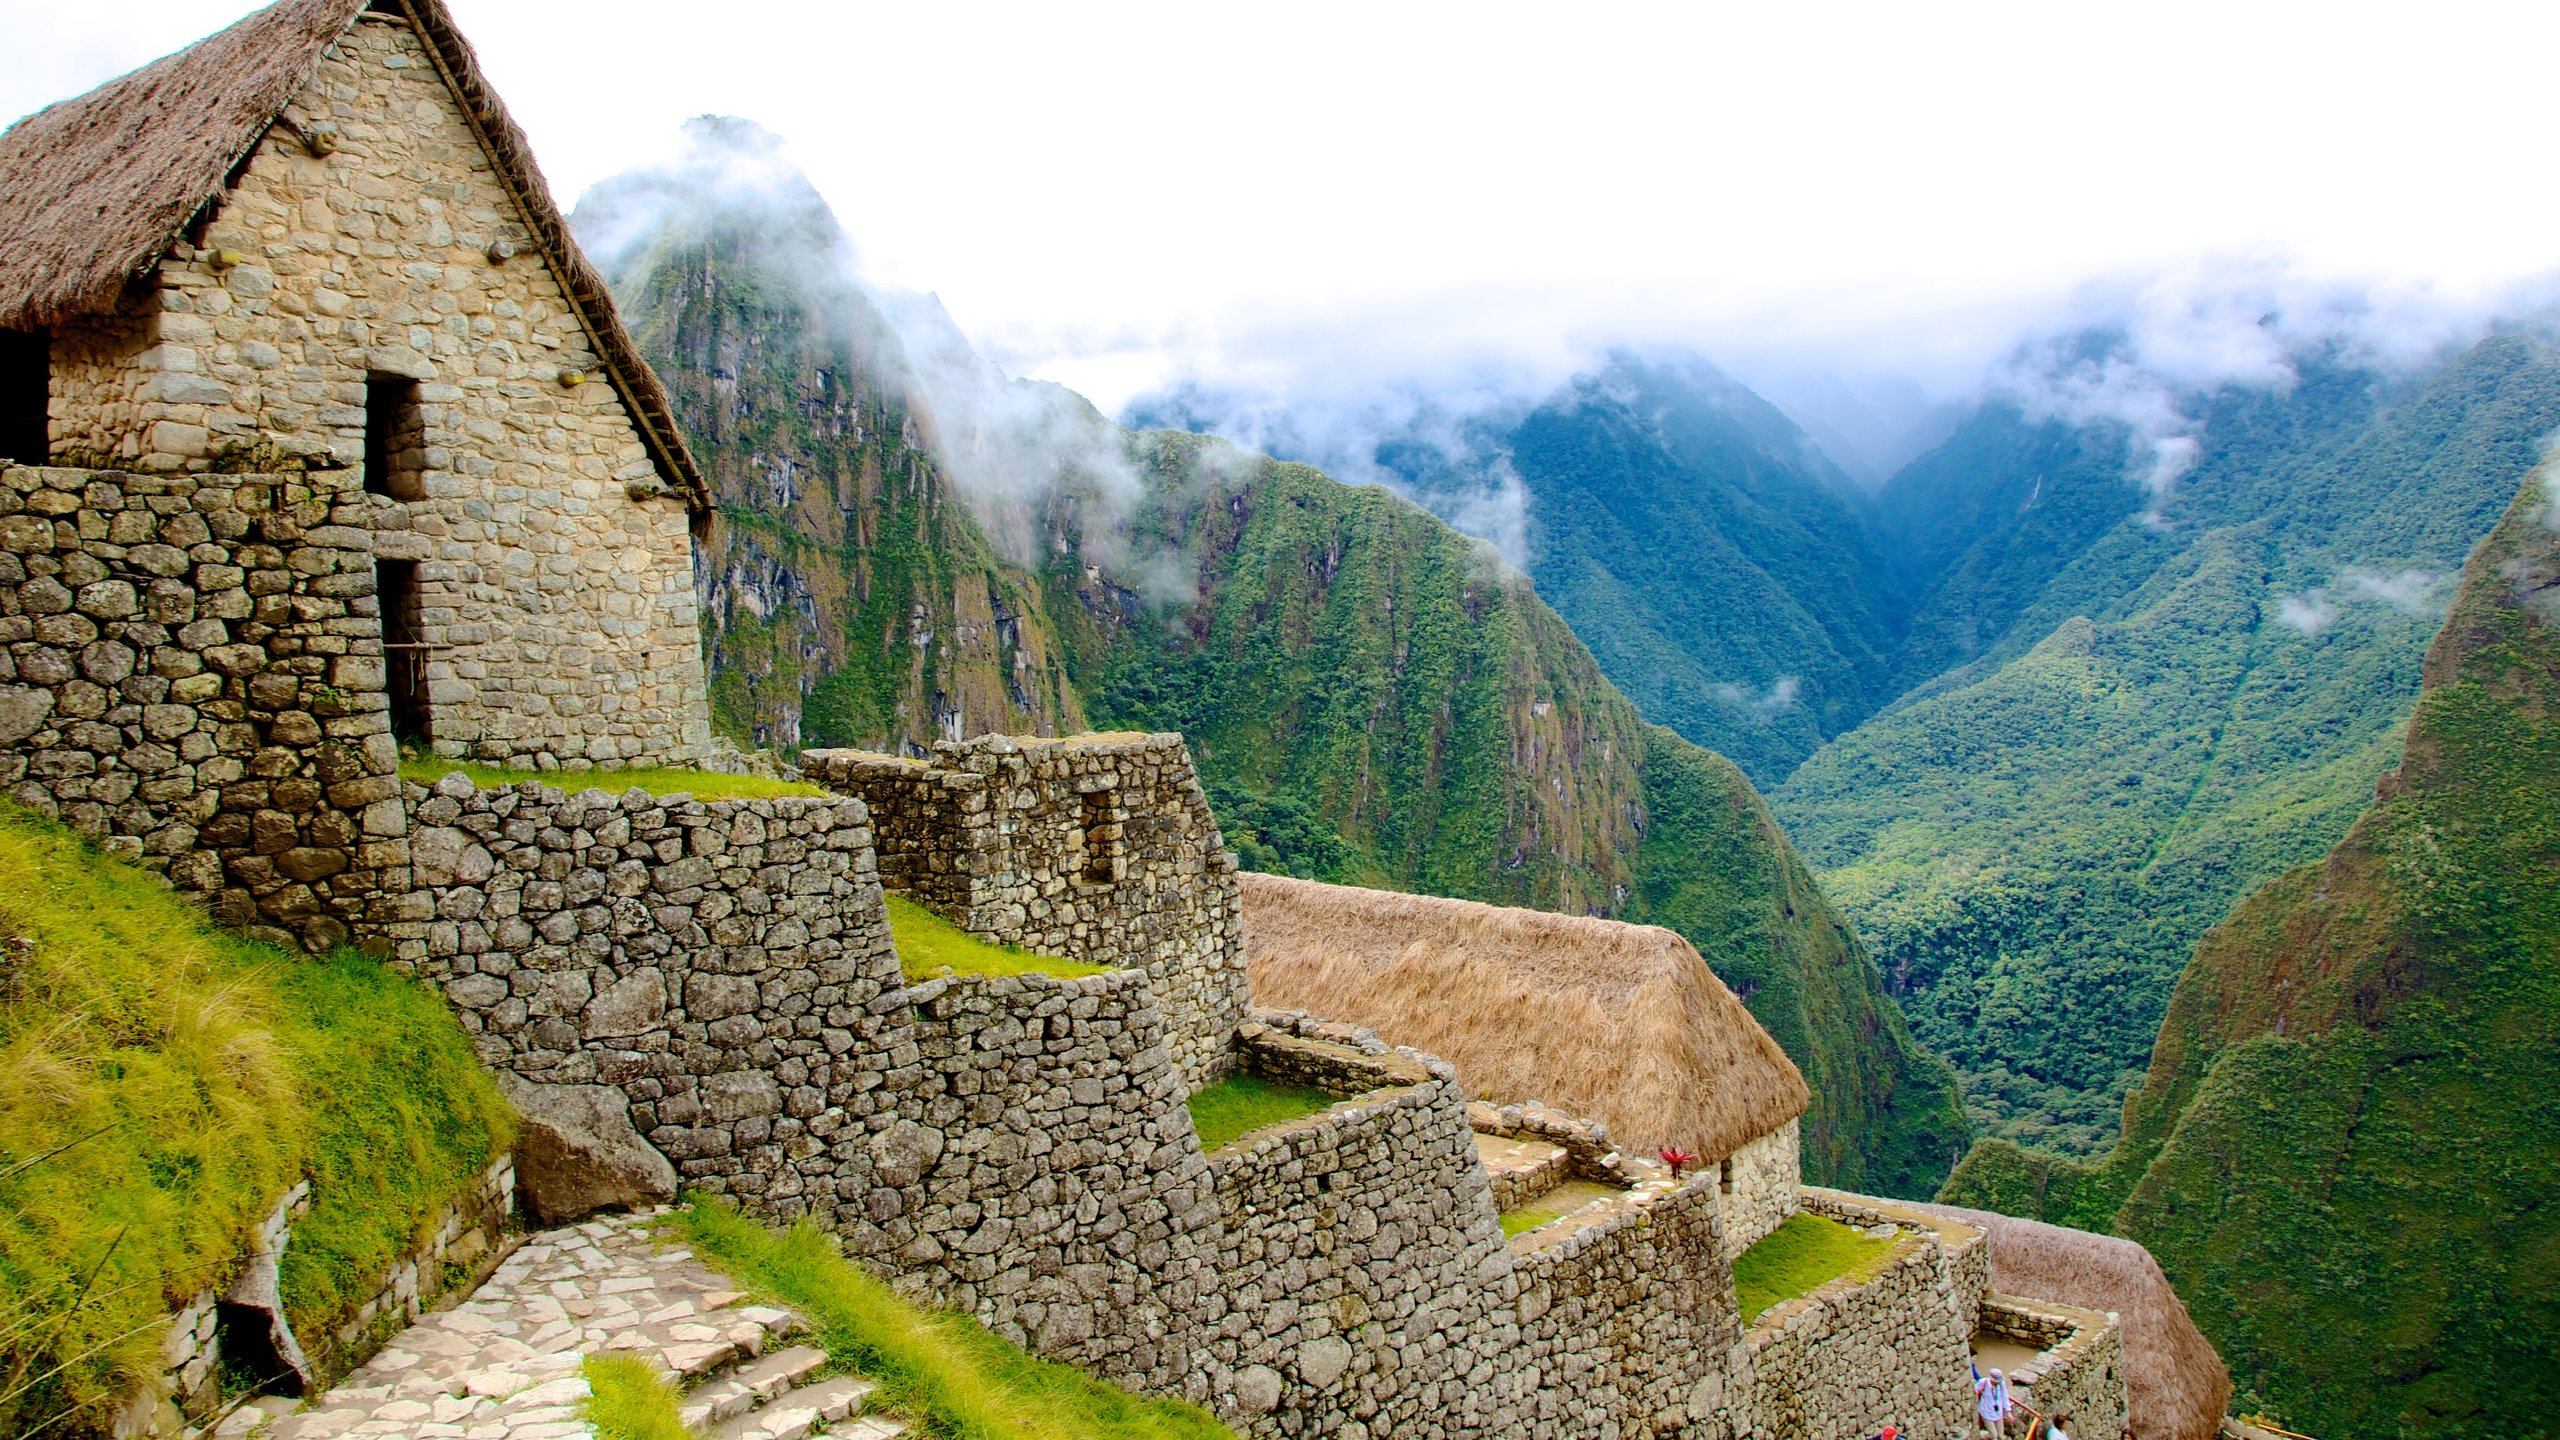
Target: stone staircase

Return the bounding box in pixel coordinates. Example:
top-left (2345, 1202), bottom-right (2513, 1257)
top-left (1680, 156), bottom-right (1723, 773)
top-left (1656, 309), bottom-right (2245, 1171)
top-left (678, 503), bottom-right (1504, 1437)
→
top-left (219, 1210), bottom-right (900, 1440)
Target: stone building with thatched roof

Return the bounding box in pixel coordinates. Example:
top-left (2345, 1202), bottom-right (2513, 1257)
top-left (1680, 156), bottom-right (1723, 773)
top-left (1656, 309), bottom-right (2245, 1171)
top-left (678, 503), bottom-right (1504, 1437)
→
top-left (1242, 870), bottom-right (1814, 1257)
top-left (0, 0), bottom-right (712, 770)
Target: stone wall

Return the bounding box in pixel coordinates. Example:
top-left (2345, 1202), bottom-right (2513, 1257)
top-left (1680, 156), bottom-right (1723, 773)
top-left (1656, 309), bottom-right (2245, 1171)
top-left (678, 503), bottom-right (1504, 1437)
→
top-left (803, 733), bottom-right (1248, 1086)
top-left (1979, 1295), bottom-right (2128, 1440)
top-left (0, 463), bottom-right (406, 949)
top-left (384, 776), bottom-right (911, 1216)
top-left (44, 10), bottom-right (710, 768)
top-left (1511, 1178), bottom-right (1748, 1440)
top-left (1744, 1225), bottom-right (1975, 1440)
top-left (1718, 1118), bottom-right (1801, 1260)
top-left (877, 966), bottom-right (1216, 1394)
top-left (1803, 1187), bottom-right (1990, 1340)
top-left (1202, 1038), bottom-right (1525, 1439)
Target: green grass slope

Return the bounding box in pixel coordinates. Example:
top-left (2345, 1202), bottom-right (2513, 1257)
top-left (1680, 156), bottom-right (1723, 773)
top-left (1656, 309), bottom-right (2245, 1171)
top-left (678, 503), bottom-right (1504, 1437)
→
top-left (1941, 463), bottom-right (2560, 1436)
top-left (1078, 434), bottom-right (1968, 1195)
top-left (1781, 336), bottom-right (2560, 1150)
top-left (0, 808), bottom-right (510, 1436)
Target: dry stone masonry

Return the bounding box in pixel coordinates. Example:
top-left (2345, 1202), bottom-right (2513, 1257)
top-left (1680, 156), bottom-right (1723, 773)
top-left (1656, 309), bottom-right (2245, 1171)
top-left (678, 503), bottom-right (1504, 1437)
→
top-left (0, 464), bottom-right (405, 949)
top-left (1977, 1296), bottom-right (2130, 1440)
top-left (802, 734), bottom-right (1248, 1086)
top-left (40, 10), bottom-right (711, 769)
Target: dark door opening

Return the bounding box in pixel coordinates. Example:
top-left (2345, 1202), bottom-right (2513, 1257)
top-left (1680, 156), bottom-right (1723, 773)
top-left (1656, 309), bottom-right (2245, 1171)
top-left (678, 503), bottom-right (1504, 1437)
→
top-left (0, 329), bottom-right (48, 464)
top-left (376, 558), bottom-right (431, 747)
top-left (363, 375), bottom-right (423, 499)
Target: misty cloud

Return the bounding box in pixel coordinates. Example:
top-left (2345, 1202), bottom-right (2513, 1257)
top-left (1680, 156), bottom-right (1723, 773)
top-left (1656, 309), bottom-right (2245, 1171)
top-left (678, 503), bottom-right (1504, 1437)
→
top-left (2277, 567), bottom-right (2448, 636)
top-left (2276, 593), bottom-right (2341, 636)
top-left (576, 118), bottom-right (1146, 570)
top-left (1711, 675), bottom-right (1803, 719)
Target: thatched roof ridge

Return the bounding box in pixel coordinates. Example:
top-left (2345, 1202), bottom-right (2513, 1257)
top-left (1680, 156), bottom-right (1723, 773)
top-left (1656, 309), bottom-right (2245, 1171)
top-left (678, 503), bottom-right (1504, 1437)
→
top-left (1904, 1200), bottom-right (2232, 1440)
top-left (1240, 872), bottom-right (1809, 1160)
top-left (0, 0), bottom-right (706, 510)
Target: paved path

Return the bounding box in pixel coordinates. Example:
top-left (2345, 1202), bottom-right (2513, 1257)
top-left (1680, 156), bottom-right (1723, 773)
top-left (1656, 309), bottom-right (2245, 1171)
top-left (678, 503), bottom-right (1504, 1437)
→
top-left (222, 1209), bottom-right (899, 1440)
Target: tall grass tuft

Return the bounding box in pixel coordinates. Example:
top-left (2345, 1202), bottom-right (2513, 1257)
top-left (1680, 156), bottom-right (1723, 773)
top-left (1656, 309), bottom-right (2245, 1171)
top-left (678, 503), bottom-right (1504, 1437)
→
top-left (582, 1352), bottom-right (695, 1440)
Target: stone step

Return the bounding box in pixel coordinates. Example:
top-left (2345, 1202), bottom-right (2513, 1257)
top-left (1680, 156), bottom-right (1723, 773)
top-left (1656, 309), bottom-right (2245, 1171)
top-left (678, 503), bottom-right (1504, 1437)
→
top-left (679, 1343), bottom-right (831, 1427)
top-left (708, 1373), bottom-right (879, 1440)
top-left (827, 1416), bottom-right (908, 1439)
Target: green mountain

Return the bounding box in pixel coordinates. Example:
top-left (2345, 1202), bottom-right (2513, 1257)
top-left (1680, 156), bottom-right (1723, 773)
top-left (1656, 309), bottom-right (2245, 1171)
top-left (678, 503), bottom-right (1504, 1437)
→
top-left (1136, 358), bottom-right (1916, 786)
top-left (1939, 462), bottom-right (2560, 1437)
top-left (1495, 359), bottom-right (1910, 785)
top-left (1777, 337), bottom-right (2560, 1150)
top-left (580, 120), bottom-right (1085, 753)
top-left (1073, 435), bottom-right (1969, 1192)
top-left (585, 131), bottom-right (1969, 1195)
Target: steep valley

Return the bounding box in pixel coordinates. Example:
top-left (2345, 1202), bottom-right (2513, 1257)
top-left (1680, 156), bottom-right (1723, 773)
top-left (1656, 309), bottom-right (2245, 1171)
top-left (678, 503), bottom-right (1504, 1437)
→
top-left (1939, 462), bottom-right (2560, 1437)
top-left (583, 130), bottom-right (1969, 1197)
top-left (1781, 338), bottom-right (2560, 1149)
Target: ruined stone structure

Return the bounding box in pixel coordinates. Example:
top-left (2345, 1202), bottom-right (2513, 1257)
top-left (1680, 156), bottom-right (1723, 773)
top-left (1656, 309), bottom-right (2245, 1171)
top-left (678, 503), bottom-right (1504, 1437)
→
top-left (803, 733), bottom-right (1250, 1086)
top-left (0, 4), bottom-right (2138, 1437)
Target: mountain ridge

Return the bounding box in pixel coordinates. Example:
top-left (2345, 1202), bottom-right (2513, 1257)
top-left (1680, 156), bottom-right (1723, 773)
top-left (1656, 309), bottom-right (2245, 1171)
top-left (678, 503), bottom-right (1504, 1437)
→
top-left (1939, 459), bottom-right (2560, 1435)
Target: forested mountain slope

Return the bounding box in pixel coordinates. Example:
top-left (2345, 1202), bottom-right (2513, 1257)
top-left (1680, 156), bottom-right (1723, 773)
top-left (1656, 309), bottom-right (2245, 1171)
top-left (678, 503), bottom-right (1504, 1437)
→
top-left (1136, 357), bottom-right (1913, 784)
top-left (1777, 336), bottom-right (2560, 1149)
top-left (1073, 436), bottom-right (1968, 1190)
top-left (580, 121), bottom-right (1084, 752)
top-left (1939, 463), bottom-right (2560, 1438)
top-left (585, 135), bottom-right (1968, 1195)
top-left (1494, 359), bottom-right (1909, 784)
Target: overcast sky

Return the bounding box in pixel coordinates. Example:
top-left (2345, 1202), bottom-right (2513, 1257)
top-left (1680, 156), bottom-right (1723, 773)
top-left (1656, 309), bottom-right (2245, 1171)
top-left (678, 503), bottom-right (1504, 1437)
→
top-left (7, 1), bottom-right (2555, 419)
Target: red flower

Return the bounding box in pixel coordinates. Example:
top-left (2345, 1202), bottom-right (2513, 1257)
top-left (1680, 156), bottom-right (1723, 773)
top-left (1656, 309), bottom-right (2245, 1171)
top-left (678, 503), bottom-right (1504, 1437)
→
top-left (1658, 1146), bottom-right (1698, 1179)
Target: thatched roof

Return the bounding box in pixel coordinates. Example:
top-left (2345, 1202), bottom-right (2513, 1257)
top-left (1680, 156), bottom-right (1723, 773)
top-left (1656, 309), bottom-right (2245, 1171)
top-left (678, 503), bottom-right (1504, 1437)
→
top-left (1906, 1200), bottom-right (2232, 1440)
top-left (0, 0), bottom-right (706, 510)
top-left (1240, 872), bottom-right (1809, 1161)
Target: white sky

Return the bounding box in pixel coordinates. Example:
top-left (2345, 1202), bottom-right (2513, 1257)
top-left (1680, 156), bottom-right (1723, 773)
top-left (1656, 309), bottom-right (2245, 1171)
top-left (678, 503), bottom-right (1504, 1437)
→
top-left (6, 1), bottom-right (2556, 414)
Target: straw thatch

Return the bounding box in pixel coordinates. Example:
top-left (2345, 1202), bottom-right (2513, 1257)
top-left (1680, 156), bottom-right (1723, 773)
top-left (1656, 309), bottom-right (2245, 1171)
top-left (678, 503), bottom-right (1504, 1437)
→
top-left (0, 0), bottom-right (706, 510)
top-left (1905, 1200), bottom-right (2231, 1440)
top-left (1240, 872), bottom-right (1809, 1161)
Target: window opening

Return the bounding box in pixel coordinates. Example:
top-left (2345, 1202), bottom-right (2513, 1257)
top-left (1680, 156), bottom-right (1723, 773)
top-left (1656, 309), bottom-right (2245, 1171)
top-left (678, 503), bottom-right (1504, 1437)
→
top-left (1080, 790), bottom-right (1116, 885)
top-left (1719, 1157), bottom-right (1735, 1195)
top-left (376, 558), bottom-right (431, 746)
top-left (0, 329), bottom-right (48, 464)
top-left (364, 375), bottom-right (424, 499)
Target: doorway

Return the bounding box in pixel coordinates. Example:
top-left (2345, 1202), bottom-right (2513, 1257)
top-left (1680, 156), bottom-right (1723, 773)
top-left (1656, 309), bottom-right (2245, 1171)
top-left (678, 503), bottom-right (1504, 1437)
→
top-left (375, 558), bottom-right (431, 746)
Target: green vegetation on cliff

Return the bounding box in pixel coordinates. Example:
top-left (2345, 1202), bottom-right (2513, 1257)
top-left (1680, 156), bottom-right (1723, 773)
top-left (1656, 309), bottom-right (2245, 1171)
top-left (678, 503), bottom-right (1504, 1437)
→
top-left (0, 807), bottom-right (510, 1435)
top-left (1075, 435), bottom-right (1968, 1196)
top-left (584, 120), bottom-right (1083, 753)
top-left (1940, 464), bottom-right (2560, 1436)
top-left (1497, 358), bottom-right (1909, 785)
top-left (1782, 336), bottom-right (2560, 1150)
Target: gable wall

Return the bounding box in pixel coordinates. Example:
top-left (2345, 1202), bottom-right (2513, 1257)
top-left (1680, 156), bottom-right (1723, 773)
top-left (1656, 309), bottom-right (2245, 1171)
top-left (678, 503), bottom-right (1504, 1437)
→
top-left (43, 10), bottom-right (709, 769)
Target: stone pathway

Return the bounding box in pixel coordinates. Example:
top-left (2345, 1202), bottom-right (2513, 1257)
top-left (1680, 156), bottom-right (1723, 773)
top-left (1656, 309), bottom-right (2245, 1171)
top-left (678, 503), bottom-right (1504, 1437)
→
top-left (219, 1210), bottom-right (900, 1440)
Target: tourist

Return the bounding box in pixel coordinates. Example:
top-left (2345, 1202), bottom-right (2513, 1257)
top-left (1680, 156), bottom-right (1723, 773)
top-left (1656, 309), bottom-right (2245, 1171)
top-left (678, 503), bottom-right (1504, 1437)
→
top-left (1975, 1367), bottom-right (2012, 1439)
top-left (2046, 1414), bottom-right (2070, 1440)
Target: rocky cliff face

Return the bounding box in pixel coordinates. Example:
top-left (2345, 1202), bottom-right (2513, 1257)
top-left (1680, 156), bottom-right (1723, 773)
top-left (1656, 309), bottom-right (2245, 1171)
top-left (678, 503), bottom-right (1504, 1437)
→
top-left (581, 122), bottom-right (1082, 752)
